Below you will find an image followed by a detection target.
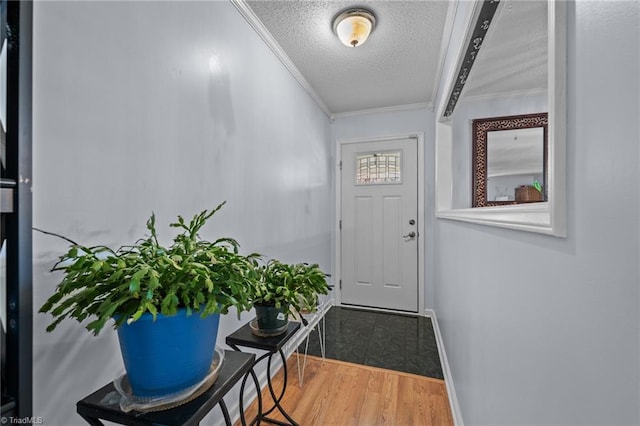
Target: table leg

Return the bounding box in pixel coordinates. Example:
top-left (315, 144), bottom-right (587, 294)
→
top-left (229, 339), bottom-right (299, 426)
top-left (239, 365), bottom-right (263, 426)
top-left (78, 414), bottom-right (105, 426)
top-left (261, 349), bottom-right (298, 426)
top-left (264, 352), bottom-right (285, 409)
top-left (320, 314), bottom-right (326, 359)
top-left (296, 335), bottom-right (311, 387)
top-left (296, 316), bottom-right (325, 387)
top-left (219, 400), bottom-right (232, 426)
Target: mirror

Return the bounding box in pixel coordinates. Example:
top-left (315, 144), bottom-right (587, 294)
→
top-left (435, 0), bottom-right (566, 236)
top-left (473, 113), bottom-right (547, 207)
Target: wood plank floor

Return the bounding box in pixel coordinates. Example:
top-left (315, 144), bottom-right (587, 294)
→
top-left (237, 355), bottom-right (453, 426)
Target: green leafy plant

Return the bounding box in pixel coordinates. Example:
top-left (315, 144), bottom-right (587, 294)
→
top-left (251, 259), bottom-right (329, 315)
top-left (39, 201), bottom-right (258, 335)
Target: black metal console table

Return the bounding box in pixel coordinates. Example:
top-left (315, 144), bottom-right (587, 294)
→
top-left (226, 321), bottom-right (301, 426)
top-left (76, 350), bottom-right (255, 426)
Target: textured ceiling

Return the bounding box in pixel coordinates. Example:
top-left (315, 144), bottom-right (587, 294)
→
top-left (463, 0), bottom-right (548, 99)
top-left (243, 0), bottom-right (548, 115)
top-left (245, 0), bottom-right (450, 114)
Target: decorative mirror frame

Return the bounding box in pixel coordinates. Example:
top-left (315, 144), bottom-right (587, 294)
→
top-left (435, 0), bottom-right (566, 237)
top-left (472, 112), bottom-right (548, 207)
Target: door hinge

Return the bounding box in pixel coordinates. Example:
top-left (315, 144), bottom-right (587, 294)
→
top-left (339, 160), bottom-right (342, 170)
top-left (339, 279), bottom-right (342, 290)
top-left (339, 219), bottom-right (342, 230)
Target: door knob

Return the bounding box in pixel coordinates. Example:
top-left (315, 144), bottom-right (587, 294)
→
top-left (403, 231), bottom-right (416, 239)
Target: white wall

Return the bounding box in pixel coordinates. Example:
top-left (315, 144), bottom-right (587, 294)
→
top-left (434, 1), bottom-right (640, 425)
top-left (331, 107), bottom-right (436, 310)
top-left (32, 2), bottom-right (331, 425)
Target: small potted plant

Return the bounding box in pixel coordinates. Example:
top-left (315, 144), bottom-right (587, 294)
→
top-left (39, 201), bottom-right (258, 397)
top-left (250, 259), bottom-right (329, 336)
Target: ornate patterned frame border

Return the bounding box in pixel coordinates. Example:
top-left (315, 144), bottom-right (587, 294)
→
top-left (472, 113), bottom-right (548, 207)
top-left (443, 0), bottom-right (501, 118)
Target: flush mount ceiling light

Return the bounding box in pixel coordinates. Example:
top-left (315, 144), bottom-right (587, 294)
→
top-left (333, 8), bottom-right (376, 47)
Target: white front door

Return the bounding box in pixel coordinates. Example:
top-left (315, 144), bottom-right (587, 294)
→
top-left (340, 137), bottom-right (418, 312)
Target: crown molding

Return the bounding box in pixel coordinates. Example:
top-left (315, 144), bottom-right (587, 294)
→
top-left (431, 0), bottom-right (459, 111)
top-left (230, 0), bottom-right (332, 118)
top-left (331, 102), bottom-right (431, 121)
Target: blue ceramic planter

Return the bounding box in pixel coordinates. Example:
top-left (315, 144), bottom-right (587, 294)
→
top-left (116, 308), bottom-right (220, 397)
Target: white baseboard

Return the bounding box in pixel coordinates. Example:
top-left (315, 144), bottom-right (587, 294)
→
top-left (427, 308), bottom-right (464, 426)
top-left (337, 303), bottom-right (428, 317)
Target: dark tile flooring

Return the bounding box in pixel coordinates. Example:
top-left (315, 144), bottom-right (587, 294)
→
top-left (300, 306), bottom-right (444, 380)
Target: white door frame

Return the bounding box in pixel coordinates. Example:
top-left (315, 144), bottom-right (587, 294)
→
top-left (334, 132), bottom-right (426, 315)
